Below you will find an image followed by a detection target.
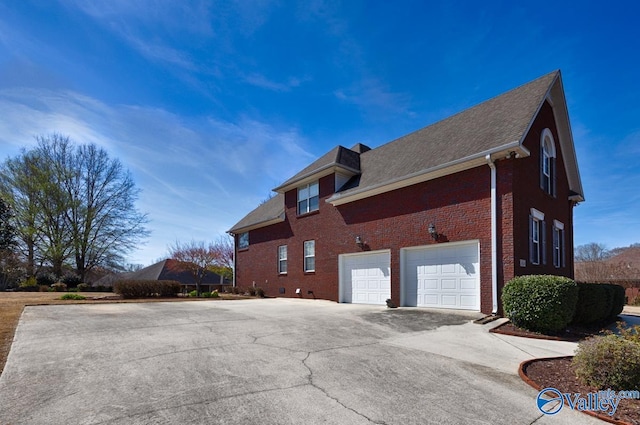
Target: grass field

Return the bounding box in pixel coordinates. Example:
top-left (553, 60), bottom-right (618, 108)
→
top-left (0, 292), bottom-right (247, 376)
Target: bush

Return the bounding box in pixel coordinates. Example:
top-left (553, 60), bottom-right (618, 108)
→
top-left (573, 329), bottom-right (640, 390)
top-left (77, 283), bottom-right (90, 292)
top-left (18, 277), bottom-right (39, 292)
top-left (230, 286), bottom-right (241, 295)
top-left (572, 283), bottom-right (611, 325)
top-left (201, 291), bottom-right (212, 298)
top-left (36, 272), bottom-right (57, 287)
top-left (114, 280), bottom-right (181, 298)
top-left (255, 287), bottom-right (265, 298)
top-left (247, 287), bottom-right (257, 296)
top-left (188, 290), bottom-right (198, 297)
top-left (502, 275), bottom-right (578, 333)
top-left (51, 282), bottom-right (67, 292)
top-left (61, 273), bottom-right (82, 287)
top-left (606, 284), bottom-right (625, 319)
top-left (60, 293), bottom-right (86, 300)
top-left (211, 290), bottom-right (219, 298)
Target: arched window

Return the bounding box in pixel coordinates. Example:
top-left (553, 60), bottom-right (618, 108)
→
top-left (540, 128), bottom-right (556, 196)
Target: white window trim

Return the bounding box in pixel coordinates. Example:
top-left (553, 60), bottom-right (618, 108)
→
top-left (278, 245), bottom-right (287, 274)
top-left (531, 208), bottom-right (545, 221)
top-left (304, 240), bottom-right (315, 272)
top-left (553, 219), bottom-right (564, 230)
top-left (297, 181), bottom-right (319, 215)
top-left (531, 219), bottom-right (541, 265)
top-left (553, 220), bottom-right (565, 268)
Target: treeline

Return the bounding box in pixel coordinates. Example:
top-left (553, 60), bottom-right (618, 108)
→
top-left (0, 134), bottom-right (148, 284)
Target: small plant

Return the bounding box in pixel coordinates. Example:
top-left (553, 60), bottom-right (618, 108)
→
top-left (188, 290), bottom-right (198, 297)
top-left (51, 282), bottom-right (68, 292)
top-left (573, 326), bottom-right (640, 390)
top-left (211, 290), bottom-right (219, 298)
top-left (60, 293), bottom-right (86, 300)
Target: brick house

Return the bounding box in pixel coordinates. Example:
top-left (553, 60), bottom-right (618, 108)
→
top-left (228, 70), bottom-right (584, 315)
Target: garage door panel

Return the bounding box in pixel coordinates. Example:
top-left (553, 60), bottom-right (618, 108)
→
top-left (403, 242), bottom-right (479, 311)
top-left (341, 251), bottom-right (390, 305)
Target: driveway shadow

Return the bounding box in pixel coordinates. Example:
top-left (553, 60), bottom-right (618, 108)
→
top-left (360, 308), bottom-right (482, 333)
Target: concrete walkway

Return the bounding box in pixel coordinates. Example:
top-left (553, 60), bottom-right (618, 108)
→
top-left (0, 299), bottom-right (604, 424)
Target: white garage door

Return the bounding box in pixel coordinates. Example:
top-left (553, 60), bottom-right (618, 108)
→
top-left (340, 250), bottom-right (391, 305)
top-left (403, 241), bottom-right (479, 310)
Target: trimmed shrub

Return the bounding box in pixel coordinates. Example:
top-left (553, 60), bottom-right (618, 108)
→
top-left (201, 291), bottom-right (212, 298)
top-left (572, 283), bottom-right (611, 325)
top-left (211, 290), bottom-right (219, 298)
top-left (77, 283), bottom-right (90, 292)
top-left (502, 275), bottom-right (578, 333)
top-left (188, 290), bottom-right (198, 297)
top-left (605, 283), bottom-right (625, 319)
top-left (114, 280), bottom-right (181, 298)
top-left (51, 282), bottom-right (67, 292)
top-left (573, 330), bottom-right (640, 390)
top-left (60, 293), bottom-right (86, 300)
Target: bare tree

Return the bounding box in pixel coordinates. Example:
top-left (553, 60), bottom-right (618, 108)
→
top-left (167, 237), bottom-right (233, 296)
top-left (575, 242), bottom-right (611, 262)
top-left (0, 134), bottom-right (149, 280)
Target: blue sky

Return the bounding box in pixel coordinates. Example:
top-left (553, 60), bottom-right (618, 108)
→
top-left (0, 1), bottom-right (639, 266)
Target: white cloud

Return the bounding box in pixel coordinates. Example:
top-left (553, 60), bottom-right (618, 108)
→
top-left (0, 87), bottom-right (314, 265)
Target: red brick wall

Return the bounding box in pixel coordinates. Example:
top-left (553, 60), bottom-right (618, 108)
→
top-left (512, 100), bottom-right (576, 280)
top-left (236, 167), bottom-right (496, 313)
top-left (235, 101), bottom-right (576, 315)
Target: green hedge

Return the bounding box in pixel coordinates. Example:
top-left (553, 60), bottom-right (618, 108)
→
top-left (572, 283), bottom-right (625, 325)
top-left (502, 275), bottom-right (578, 333)
top-left (114, 280), bottom-right (181, 298)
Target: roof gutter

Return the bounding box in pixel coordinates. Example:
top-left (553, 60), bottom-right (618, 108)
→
top-left (486, 154), bottom-right (499, 315)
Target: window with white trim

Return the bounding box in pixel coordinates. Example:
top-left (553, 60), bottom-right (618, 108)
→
top-left (529, 208), bottom-right (546, 265)
top-left (278, 245), bottom-right (287, 274)
top-left (540, 129), bottom-right (557, 197)
top-left (303, 240), bottom-right (315, 272)
top-left (238, 232), bottom-right (249, 250)
top-left (298, 181), bottom-right (319, 215)
top-left (553, 220), bottom-right (565, 268)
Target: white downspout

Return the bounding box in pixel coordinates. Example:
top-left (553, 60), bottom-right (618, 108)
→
top-left (486, 155), bottom-right (498, 315)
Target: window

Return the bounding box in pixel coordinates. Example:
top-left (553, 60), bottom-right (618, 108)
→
top-left (298, 181), bottom-right (319, 215)
top-left (304, 240), bottom-right (315, 272)
top-left (540, 129), bottom-right (557, 196)
top-left (529, 208), bottom-right (546, 265)
top-left (553, 220), bottom-right (565, 268)
top-left (278, 245), bottom-right (288, 274)
top-left (238, 232), bottom-right (249, 250)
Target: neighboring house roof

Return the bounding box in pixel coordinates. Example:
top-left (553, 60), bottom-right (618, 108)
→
top-left (98, 259), bottom-right (230, 285)
top-left (229, 70), bottom-right (583, 233)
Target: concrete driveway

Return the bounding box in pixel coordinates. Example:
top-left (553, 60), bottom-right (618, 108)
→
top-left (0, 299), bottom-right (600, 424)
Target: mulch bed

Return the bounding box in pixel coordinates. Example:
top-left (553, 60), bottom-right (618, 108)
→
top-left (522, 357), bottom-right (640, 424)
top-left (490, 320), bottom-right (614, 341)
top-left (492, 319), bottom-right (639, 424)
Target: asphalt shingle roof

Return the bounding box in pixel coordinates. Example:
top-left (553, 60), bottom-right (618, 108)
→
top-left (230, 71), bottom-right (572, 233)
